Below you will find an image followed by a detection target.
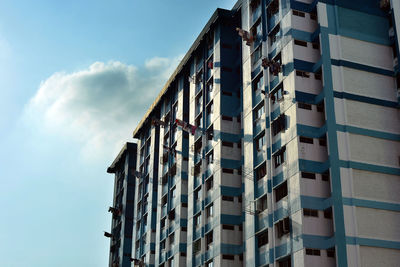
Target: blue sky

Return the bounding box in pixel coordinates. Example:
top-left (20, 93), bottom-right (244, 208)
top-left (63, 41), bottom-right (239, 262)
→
top-left (0, 0), bottom-right (237, 266)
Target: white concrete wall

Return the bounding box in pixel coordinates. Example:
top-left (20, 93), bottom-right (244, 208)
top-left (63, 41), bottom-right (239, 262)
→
top-left (359, 246), bottom-right (400, 267)
top-left (337, 132), bottom-right (400, 167)
top-left (332, 66), bottom-right (397, 102)
top-left (334, 98), bottom-right (400, 134)
top-left (356, 207), bottom-right (400, 241)
top-left (351, 169), bottom-right (400, 203)
top-left (329, 35), bottom-right (394, 70)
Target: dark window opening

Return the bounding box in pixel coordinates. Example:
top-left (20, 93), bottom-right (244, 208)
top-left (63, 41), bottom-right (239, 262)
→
top-left (275, 181), bottom-right (288, 202)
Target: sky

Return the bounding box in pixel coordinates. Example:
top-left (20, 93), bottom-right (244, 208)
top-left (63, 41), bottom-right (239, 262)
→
top-left (0, 0), bottom-right (237, 266)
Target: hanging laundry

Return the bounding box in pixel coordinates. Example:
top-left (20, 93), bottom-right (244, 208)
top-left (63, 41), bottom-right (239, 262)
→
top-left (151, 118), bottom-right (166, 127)
top-left (236, 27), bottom-right (254, 46)
top-left (175, 119), bottom-right (198, 135)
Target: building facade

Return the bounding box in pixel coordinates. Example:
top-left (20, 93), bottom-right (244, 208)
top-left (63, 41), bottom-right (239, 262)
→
top-left (106, 143), bottom-right (137, 267)
top-left (108, 0), bottom-right (400, 266)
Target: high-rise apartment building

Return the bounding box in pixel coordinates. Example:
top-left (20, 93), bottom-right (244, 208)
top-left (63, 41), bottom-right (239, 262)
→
top-left (106, 143), bottom-right (137, 267)
top-left (107, 0), bottom-right (400, 266)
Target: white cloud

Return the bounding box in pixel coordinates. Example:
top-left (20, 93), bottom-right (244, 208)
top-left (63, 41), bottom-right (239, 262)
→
top-left (24, 57), bottom-right (182, 160)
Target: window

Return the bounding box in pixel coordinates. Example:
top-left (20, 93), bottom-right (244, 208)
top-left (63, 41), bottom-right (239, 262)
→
top-left (322, 171), bottom-right (330, 181)
top-left (168, 257), bottom-right (175, 267)
top-left (296, 70), bottom-right (310, 78)
top-left (256, 134), bottom-right (266, 151)
top-left (253, 74), bottom-right (264, 92)
top-left (272, 114), bottom-right (286, 136)
top-left (222, 141), bottom-right (234, 147)
top-left (319, 136), bottom-right (327, 146)
top-left (168, 209), bottom-right (175, 220)
top-left (306, 249), bottom-right (321, 256)
top-left (271, 83), bottom-right (284, 103)
top-left (194, 188), bottom-right (201, 201)
top-left (206, 151), bottom-right (214, 165)
top-left (222, 224), bottom-right (234, 230)
top-left (301, 172), bottom-right (316, 179)
top-left (206, 260), bottom-right (214, 267)
top-left (171, 187), bottom-right (176, 198)
top-left (317, 102), bottom-right (324, 112)
top-left (193, 239), bottom-right (201, 254)
top-left (206, 177), bottom-right (213, 191)
top-left (252, 45), bottom-right (262, 64)
top-left (222, 168), bottom-right (234, 174)
top-left (222, 116), bottom-right (233, 121)
top-left (275, 181), bottom-right (288, 202)
top-left (303, 208), bottom-right (319, 217)
top-left (257, 195), bottom-right (268, 212)
top-left (207, 102), bottom-right (214, 114)
top-left (327, 247), bottom-right (335, 258)
top-left (169, 233), bottom-right (175, 246)
top-left (324, 207), bottom-right (333, 219)
top-left (206, 231), bottom-right (213, 250)
top-left (310, 13), bottom-right (317, 20)
top-left (315, 72), bottom-right (322, 80)
top-left (274, 146), bottom-right (286, 167)
top-left (194, 214), bottom-right (201, 227)
top-left (257, 231), bottom-right (269, 247)
top-left (298, 102), bottom-right (312, 110)
top-left (300, 136), bottom-right (313, 144)
top-left (276, 217), bottom-right (290, 238)
top-left (222, 196), bottom-right (234, 202)
top-left (161, 218), bottom-right (166, 228)
top-left (206, 204), bottom-right (213, 218)
top-left (160, 240), bottom-right (166, 250)
top-left (269, 23), bottom-right (280, 46)
top-left (254, 104), bottom-right (265, 121)
top-left (222, 255), bottom-right (235, 260)
top-left (294, 39), bottom-right (307, 47)
top-left (256, 163), bottom-right (267, 181)
top-left (312, 43), bottom-right (320, 49)
top-left (292, 10), bottom-right (305, 17)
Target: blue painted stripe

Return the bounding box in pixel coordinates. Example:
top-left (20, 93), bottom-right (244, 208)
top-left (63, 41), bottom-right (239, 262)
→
top-left (337, 124), bottom-right (400, 141)
top-left (301, 195), bottom-right (332, 210)
top-left (220, 186), bottom-right (242, 197)
top-left (331, 59), bottom-right (394, 77)
top-left (297, 124), bottom-right (327, 138)
top-left (346, 237), bottom-right (400, 249)
top-left (298, 159), bottom-right (330, 173)
top-left (343, 197), bottom-right (400, 212)
top-left (303, 234), bottom-right (336, 249)
top-left (220, 214), bottom-right (243, 225)
top-left (334, 91), bottom-right (398, 108)
top-left (220, 158), bottom-right (241, 169)
top-left (338, 160), bottom-right (400, 176)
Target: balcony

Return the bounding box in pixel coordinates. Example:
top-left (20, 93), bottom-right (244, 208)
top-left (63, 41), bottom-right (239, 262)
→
top-left (161, 205), bottom-right (167, 218)
top-left (206, 114), bottom-right (212, 128)
top-left (251, 5), bottom-right (262, 25)
top-left (194, 200), bottom-right (202, 214)
top-left (162, 183), bottom-right (168, 196)
top-left (268, 13), bottom-right (279, 32)
top-left (253, 120), bottom-right (263, 136)
top-left (194, 152), bottom-right (202, 165)
top-left (254, 150), bottom-right (266, 166)
top-left (204, 164), bottom-right (213, 178)
top-left (195, 105), bottom-right (202, 117)
top-left (194, 175), bottom-right (202, 189)
top-left (253, 90), bottom-right (264, 106)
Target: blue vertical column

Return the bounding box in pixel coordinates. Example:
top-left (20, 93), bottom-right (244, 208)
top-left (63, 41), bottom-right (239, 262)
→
top-left (319, 3), bottom-right (348, 267)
